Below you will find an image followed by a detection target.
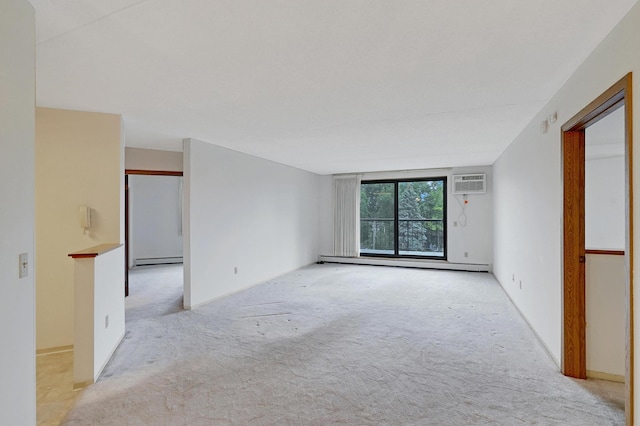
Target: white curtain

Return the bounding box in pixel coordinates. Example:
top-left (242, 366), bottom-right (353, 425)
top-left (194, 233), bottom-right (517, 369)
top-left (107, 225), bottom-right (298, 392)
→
top-left (333, 175), bottom-right (361, 257)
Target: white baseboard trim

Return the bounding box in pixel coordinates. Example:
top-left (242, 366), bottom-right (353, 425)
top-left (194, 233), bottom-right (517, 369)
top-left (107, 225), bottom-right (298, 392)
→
top-left (94, 331), bottom-right (125, 384)
top-left (494, 277), bottom-right (561, 369)
top-left (185, 262), bottom-right (318, 310)
top-left (587, 370), bottom-right (625, 383)
top-left (36, 345), bottom-right (73, 356)
top-left (75, 331), bottom-right (126, 390)
top-left (318, 255), bottom-right (490, 272)
top-left (73, 380), bottom-right (92, 390)
top-left (135, 256), bottom-right (183, 266)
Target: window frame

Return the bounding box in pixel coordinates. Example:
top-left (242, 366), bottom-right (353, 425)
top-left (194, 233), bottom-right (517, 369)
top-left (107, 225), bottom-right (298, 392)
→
top-left (359, 177), bottom-right (447, 260)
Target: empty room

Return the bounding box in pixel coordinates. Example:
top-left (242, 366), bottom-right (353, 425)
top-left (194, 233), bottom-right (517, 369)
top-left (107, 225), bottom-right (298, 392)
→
top-left (2, 0), bottom-right (640, 425)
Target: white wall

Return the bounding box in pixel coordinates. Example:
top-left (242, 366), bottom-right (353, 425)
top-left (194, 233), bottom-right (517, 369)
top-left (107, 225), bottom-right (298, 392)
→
top-left (493, 125), bottom-right (563, 361)
top-left (129, 175), bottom-right (183, 266)
top-left (36, 108), bottom-right (124, 350)
top-left (73, 246), bottom-right (125, 385)
top-left (586, 253), bottom-right (625, 378)
top-left (585, 156), bottom-right (625, 249)
top-left (183, 139), bottom-right (327, 308)
top-left (93, 247), bottom-right (126, 379)
top-left (0, 0), bottom-right (36, 423)
top-left (448, 167), bottom-right (493, 265)
top-left (493, 1), bottom-right (640, 401)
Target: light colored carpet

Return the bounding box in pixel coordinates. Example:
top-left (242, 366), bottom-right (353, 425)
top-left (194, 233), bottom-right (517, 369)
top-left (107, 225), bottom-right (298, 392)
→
top-left (62, 263), bottom-right (624, 425)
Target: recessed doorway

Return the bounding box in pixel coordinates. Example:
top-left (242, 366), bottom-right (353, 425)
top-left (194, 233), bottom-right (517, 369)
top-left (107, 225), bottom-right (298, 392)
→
top-left (125, 170), bottom-right (184, 311)
top-left (561, 73), bottom-right (633, 423)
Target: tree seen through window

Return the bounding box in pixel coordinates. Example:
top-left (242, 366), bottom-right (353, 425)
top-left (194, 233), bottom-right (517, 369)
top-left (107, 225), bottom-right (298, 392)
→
top-left (360, 178), bottom-right (445, 258)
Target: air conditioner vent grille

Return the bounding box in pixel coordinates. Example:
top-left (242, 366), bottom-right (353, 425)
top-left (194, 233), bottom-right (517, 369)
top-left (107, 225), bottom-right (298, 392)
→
top-left (452, 174), bottom-right (486, 194)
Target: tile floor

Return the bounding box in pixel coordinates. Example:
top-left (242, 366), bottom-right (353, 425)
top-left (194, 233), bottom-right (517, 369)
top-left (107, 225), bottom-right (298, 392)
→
top-left (36, 350), bottom-right (79, 426)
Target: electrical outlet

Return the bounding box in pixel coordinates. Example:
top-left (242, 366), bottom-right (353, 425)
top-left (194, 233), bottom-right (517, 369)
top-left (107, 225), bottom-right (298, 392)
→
top-left (519, 280), bottom-right (522, 290)
top-left (105, 315), bottom-right (109, 329)
top-left (454, 221), bottom-right (458, 227)
top-left (234, 267), bottom-right (238, 274)
top-left (19, 253), bottom-right (28, 279)
top-left (512, 274), bottom-right (514, 282)
top-left (464, 252), bottom-right (468, 258)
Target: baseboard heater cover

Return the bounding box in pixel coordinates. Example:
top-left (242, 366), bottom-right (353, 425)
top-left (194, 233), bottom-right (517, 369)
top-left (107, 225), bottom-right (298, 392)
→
top-left (318, 255), bottom-right (490, 272)
top-left (135, 256), bottom-right (183, 266)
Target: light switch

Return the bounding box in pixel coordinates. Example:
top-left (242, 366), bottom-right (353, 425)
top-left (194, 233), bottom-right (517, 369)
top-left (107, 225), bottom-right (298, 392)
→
top-left (19, 253), bottom-right (28, 278)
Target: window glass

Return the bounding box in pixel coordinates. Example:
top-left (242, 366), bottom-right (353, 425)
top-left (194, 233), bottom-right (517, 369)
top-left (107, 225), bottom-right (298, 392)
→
top-left (360, 178), bottom-right (446, 259)
top-left (360, 182), bottom-right (395, 255)
top-left (398, 180), bottom-right (444, 256)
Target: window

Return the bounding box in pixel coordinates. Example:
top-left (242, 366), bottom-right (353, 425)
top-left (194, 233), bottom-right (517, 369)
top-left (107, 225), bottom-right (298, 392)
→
top-left (360, 178), bottom-right (446, 259)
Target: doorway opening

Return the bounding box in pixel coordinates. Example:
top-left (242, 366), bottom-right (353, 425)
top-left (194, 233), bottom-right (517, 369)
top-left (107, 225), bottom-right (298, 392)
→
top-left (125, 169), bottom-right (184, 318)
top-left (562, 73), bottom-right (633, 423)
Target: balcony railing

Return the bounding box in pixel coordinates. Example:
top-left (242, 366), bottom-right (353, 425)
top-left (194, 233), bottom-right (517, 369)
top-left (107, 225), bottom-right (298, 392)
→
top-left (360, 218), bottom-right (444, 257)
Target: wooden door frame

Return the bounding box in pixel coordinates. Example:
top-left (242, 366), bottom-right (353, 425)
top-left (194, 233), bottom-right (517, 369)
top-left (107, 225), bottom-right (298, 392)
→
top-left (124, 169), bottom-right (184, 297)
top-left (561, 73), bottom-right (633, 423)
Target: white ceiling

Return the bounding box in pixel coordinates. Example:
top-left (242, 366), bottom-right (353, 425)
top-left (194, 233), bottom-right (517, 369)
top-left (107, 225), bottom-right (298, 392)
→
top-left (30, 0), bottom-right (638, 175)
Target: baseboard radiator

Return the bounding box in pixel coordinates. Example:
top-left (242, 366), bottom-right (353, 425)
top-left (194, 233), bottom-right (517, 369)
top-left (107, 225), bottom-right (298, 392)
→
top-left (134, 256), bottom-right (183, 266)
top-left (318, 255), bottom-right (490, 272)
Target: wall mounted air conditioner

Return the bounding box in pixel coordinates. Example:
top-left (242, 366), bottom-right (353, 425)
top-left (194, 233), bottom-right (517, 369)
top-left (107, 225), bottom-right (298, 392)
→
top-left (452, 173), bottom-right (486, 194)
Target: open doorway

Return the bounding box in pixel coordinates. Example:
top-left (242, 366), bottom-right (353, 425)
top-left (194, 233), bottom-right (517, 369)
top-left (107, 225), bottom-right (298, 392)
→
top-left (562, 73), bottom-right (633, 422)
top-left (585, 107), bottom-right (626, 384)
top-left (125, 170), bottom-right (184, 320)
